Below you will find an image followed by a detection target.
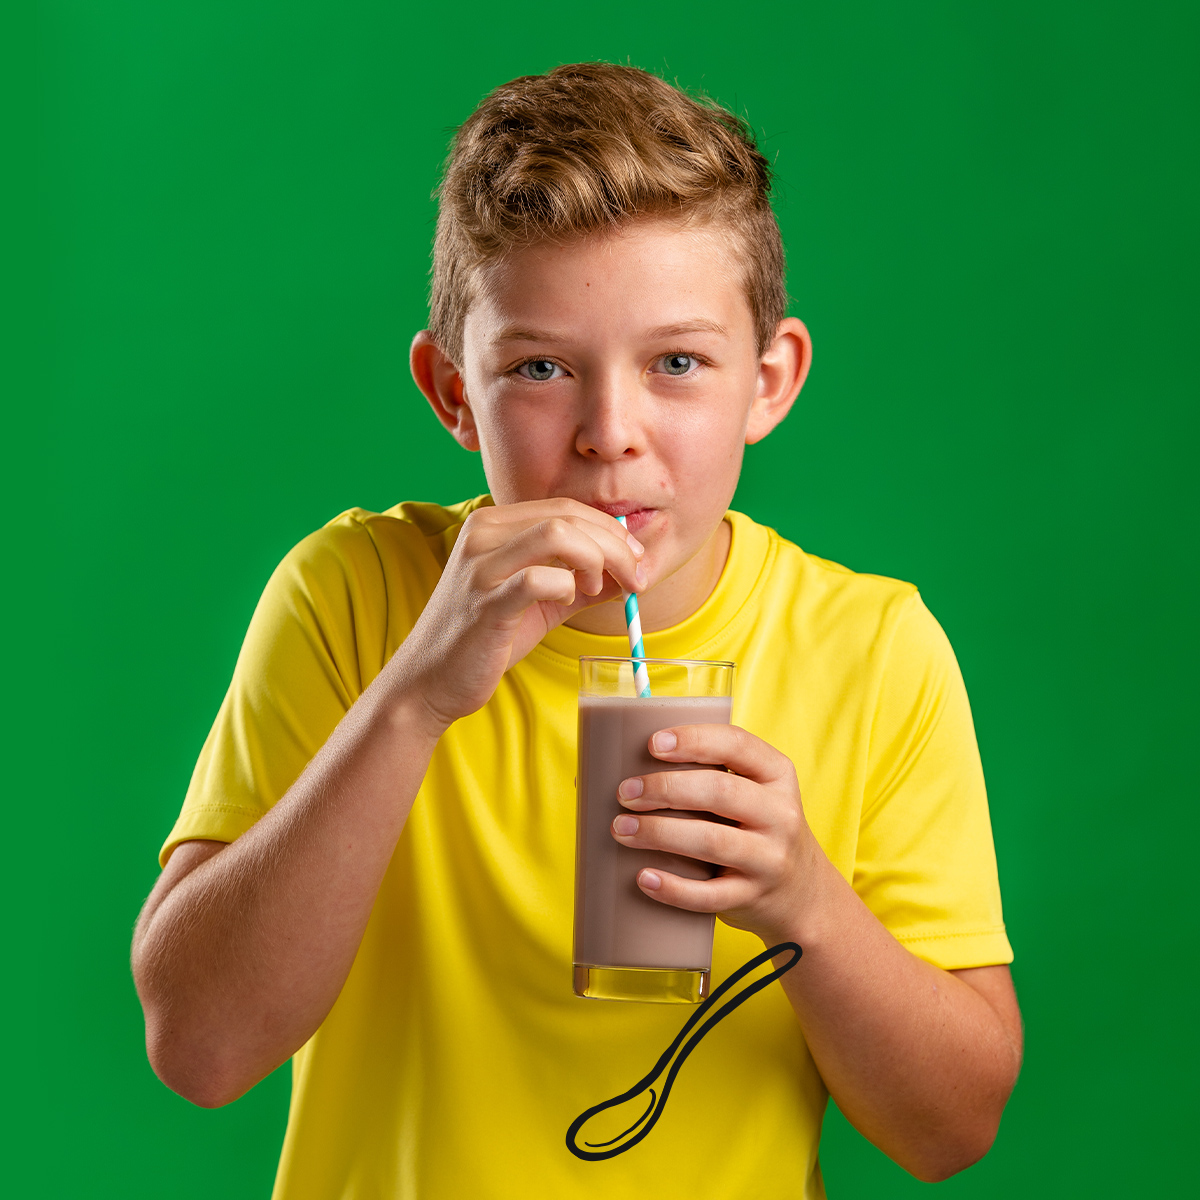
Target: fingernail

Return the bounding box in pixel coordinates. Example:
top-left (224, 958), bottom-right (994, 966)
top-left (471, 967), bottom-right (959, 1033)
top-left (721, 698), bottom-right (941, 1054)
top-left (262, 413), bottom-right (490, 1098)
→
top-left (635, 564), bottom-right (648, 588)
top-left (613, 815), bottom-right (639, 836)
top-left (639, 869), bottom-right (662, 891)
top-left (617, 777), bottom-right (643, 800)
top-left (651, 731), bottom-right (677, 753)
top-left (626, 533), bottom-right (645, 555)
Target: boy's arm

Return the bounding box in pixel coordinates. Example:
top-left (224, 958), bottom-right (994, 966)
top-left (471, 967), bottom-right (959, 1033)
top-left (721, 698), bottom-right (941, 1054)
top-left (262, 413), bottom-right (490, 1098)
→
top-left (772, 855), bottom-right (1022, 1182)
top-left (610, 726), bottom-right (1022, 1182)
top-left (131, 672), bottom-right (445, 1108)
top-left (781, 895), bottom-right (1022, 1181)
top-left (132, 500), bottom-right (644, 1107)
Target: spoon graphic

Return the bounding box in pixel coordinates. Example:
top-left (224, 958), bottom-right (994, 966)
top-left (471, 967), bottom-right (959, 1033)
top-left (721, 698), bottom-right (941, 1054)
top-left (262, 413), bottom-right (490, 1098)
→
top-left (566, 941), bottom-right (802, 1161)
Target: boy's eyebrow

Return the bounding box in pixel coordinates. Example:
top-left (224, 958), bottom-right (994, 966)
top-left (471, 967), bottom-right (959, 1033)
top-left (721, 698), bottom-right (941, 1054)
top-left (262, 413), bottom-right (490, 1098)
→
top-left (492, 326), bottom-right (568, 345)
top-left (645, 319), bottom-right (730, 339)
top-left (492, 318), bottom-right (730, 345)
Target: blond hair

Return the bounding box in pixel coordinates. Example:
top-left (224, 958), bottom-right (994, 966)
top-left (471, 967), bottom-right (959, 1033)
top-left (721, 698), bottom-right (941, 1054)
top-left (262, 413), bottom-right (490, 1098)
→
top-left (429, 62), bottom-right (787, 364)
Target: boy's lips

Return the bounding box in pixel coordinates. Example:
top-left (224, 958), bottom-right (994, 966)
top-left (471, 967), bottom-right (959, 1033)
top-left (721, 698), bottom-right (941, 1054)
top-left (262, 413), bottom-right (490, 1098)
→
top-left (587, 500), bottom-right (658, 536)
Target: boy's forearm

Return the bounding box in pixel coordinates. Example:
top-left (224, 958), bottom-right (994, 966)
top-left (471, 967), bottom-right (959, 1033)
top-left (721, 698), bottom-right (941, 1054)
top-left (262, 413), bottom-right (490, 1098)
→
top-left (777, 854), bottom-right (1022, 1181)
top-left (132, 656), bottom-right (447, 1108)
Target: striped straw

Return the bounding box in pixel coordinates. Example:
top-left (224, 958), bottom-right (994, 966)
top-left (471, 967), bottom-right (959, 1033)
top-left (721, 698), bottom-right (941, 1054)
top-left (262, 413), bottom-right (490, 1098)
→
top-left (616, 516), bottom-right (652, 698)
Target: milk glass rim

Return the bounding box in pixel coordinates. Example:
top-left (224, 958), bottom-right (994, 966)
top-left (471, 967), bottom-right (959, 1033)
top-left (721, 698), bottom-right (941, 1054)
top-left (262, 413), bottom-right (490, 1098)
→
top-left (578, 655), bottom-right (736, 669)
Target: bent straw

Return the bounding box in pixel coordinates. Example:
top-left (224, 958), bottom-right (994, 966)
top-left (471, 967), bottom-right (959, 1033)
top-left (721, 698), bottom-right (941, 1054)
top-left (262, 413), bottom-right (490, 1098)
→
top-left (616, 516), bottom-right (652, 698)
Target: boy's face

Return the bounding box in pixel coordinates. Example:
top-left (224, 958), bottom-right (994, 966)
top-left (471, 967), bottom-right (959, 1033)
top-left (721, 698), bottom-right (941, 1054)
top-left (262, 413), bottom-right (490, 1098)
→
top-left (416, 219), bottom-right (809, 618)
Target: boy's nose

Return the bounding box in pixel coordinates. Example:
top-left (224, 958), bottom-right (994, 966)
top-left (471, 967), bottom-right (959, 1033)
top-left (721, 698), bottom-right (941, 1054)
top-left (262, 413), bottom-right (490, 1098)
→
top-left (575, 377), bottom-right (644, 461)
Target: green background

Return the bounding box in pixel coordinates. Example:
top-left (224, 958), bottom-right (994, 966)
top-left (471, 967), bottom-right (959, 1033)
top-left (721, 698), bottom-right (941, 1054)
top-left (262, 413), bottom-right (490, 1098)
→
top-left (7, 0), bottom-right (1196, 1194)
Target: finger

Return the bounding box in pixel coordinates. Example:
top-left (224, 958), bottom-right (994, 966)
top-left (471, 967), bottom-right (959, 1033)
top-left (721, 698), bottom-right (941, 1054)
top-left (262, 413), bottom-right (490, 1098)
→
top-left (475, 519), bottom-right (617, 597)
top-left (541, 512), bottom-right (646, 590)
top-left (556, 572), bottom-right (625, 618)
top-left (646, 724), bottom-right (795, 787)
top-left (472, 498), bottom-right (646, 564)
top-left (617, 767), bottom-right (761, 826)
top-left (493, 564), bottom-right (578, 610)
top-left (485, 519), bottom-right (605, 595)
top-left (634, 868), bottom-right (753, 914)
top-left (481, 517), bottom-right (644, 596)
top-left (611, 810), bottom-right (756, 871)
top-left (477, 499), bottom-right (648, 590)
top-left (458, 502), bottom-right (641, 565)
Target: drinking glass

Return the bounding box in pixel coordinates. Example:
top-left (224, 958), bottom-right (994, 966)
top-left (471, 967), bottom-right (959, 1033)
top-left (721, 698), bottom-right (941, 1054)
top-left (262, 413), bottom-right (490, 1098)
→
top-left (573, 656), bottom-right (736, 1004)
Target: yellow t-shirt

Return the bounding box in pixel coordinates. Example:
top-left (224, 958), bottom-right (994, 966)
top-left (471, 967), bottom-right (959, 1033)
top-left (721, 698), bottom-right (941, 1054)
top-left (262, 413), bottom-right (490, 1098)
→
top-left (164, 497), bottom-right (1011, 1200)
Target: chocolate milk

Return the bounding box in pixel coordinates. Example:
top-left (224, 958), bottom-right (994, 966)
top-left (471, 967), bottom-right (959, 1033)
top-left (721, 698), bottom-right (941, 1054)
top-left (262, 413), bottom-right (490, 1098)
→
top-left (574, 695), bottom-right (733, 972)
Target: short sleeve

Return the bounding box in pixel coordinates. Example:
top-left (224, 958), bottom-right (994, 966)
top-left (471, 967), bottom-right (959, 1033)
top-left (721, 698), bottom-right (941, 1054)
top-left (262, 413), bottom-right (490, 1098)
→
top-left (854, 593), bottom-right (1013, 970)
top-left (159, 514), bottom-right (392, 864)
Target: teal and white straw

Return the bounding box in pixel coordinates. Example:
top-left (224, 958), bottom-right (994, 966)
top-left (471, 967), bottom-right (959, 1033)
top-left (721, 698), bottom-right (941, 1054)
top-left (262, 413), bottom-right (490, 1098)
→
top-left (616, 516), bottom-right (652, 698)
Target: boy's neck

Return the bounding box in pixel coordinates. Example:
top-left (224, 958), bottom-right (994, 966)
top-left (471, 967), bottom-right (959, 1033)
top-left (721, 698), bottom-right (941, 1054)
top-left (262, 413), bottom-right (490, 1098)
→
top-left (565, 518), bottom-right (732, 637)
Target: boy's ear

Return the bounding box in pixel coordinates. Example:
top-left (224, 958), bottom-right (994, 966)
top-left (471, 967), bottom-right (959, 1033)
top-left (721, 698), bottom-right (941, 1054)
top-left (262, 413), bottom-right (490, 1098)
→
top-left (745, 317), bottom-right (813, 445)
top-left (409, 331), bottom-right (480, 451)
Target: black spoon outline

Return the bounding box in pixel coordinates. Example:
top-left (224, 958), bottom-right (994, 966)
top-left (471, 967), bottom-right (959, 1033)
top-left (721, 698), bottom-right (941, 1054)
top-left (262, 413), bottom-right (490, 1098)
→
top-left (566, 941), bottom-right (802, 1161)
top-left (583, 1089), bottom-right (657, 1149)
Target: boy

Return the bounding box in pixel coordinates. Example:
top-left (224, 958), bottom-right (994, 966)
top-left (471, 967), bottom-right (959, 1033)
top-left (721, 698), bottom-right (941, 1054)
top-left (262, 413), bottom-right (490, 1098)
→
top-left (133, 63), bottom-right (1021, 1198)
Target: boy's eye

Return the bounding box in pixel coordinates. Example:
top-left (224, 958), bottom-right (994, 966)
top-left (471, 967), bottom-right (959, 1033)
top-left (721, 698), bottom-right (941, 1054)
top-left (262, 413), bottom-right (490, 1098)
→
top-left (517, 359), bottom-right (562, 381)
top-left (658, 353), bottom-right (697, 376)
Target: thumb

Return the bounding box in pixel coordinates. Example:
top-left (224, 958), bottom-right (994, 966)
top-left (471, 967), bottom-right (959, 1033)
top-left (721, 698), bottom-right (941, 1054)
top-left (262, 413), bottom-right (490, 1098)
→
top-left (504, 574), bottom-right (626, 671)
top-left (554, 573), bottom-right (625, 623)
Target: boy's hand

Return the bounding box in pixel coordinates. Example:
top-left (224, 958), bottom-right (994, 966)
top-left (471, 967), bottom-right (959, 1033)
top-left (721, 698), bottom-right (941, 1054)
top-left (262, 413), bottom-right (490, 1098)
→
top-left (397, 499), bottom-right (646, 730)
top-left (609, 724), bottom-right (822, 945)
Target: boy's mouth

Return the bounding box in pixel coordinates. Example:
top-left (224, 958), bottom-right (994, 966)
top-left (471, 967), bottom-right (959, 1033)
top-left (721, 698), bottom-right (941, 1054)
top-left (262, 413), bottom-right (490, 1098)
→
top-left (587, 500), bottom-right (657, 536)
